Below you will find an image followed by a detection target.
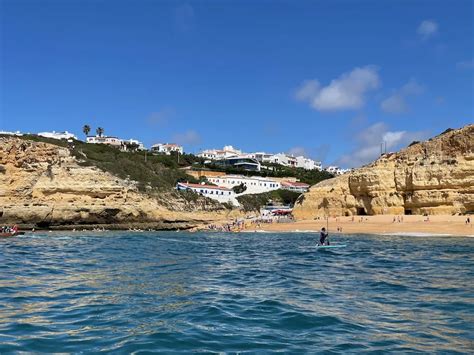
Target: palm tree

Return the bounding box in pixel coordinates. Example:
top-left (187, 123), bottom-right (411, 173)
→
top-left (96, 127), bottom-right (104, 137)
top-left (82, 125), bottom-right (90, 139)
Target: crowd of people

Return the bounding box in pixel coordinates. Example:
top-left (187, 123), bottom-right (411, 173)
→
top-left (1, 225), bottom-right (18, 234)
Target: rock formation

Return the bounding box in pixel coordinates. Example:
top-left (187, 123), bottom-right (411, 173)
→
top-left (293, 125), bottom-right (474, 218)
top-left (0, 137), bottom-right (235, 229)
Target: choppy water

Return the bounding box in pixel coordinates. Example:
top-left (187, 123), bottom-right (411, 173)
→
top-left (1, 232), bottom-right (473, 353)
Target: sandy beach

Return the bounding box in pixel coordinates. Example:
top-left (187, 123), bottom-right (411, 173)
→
top-left (243, 215), bottom-right (474, 237)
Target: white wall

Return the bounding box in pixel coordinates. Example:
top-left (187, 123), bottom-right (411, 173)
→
top-left (207, 175), bottom-right (281, 195)
top-left (176, 183), bottom-right (239, 205)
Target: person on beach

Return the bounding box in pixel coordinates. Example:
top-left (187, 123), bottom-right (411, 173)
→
top-left (319, 227), bottom-right (329, 246)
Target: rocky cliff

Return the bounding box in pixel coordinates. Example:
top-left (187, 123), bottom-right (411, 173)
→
top-left (293, 124), bottom-right (474, 218)
top-left (0, 137), bottom-right (234, 229)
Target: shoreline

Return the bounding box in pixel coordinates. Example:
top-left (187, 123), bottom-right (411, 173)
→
top-left (6, 215), bottom-right (474, 237)
top-left (240, 215), bottom-right (473, 237)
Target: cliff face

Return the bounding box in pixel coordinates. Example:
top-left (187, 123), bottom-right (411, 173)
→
top-left (0, 138), bottom-right (231, 229)
top-left (293, 125), bottom-right (474, 218)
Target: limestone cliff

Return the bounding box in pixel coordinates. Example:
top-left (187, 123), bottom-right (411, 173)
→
top-left (293, 124), bottom-right (474, 218)
top-left (0, 137), bottom-right (234, 229)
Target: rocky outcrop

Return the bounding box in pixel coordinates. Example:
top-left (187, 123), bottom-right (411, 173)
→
top-left (0, 138), bottom-right (234, 229)
top-left (293, 125), bottom-right (474, 218)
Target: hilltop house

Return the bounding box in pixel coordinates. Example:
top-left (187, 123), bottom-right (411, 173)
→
top-left (86, 135), bottom-right (122, 148)
top-left (325, 166), bottom-right (351, 175)
top-left (0, 130), bottom-right (23, 136)
top-left (38, 131), bottom-right (77, 140)
top-left (212, 156), bottom-right (261, 172)
top-left (197, 145), bottom-right (242, 160)
top-left (122, 139), bottom-right (145, 151)
top-left (151, 143), bottom-right (184, 155)
top-left (281, 181), bottom-right (310, 193)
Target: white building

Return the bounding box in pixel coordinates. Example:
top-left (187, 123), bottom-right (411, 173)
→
top-left (295, 156), bottom-right (322, 170)
top-left (250, 152), bottom-right (274, 163)
top-left (176, 182), bottom-right (239, 206)
top-left (198, 145), bottom-right (242, 160)
top-left (86, 135), bottom-right (122, 148)
top-left (38, 131), bottom-right (77, 140)
top-left (281, 181), bottom-right (310, 193)
top-left (151, 143), bottom-right (183, 155)
top-left (0, 130), bottom-right (23, 136)
top-left (122, 139), bottom-right (145, 151)
top-left (267, 153), bottom-right (297, 167)
top-left (324, 166), bottom-right (351, 175)
top-left (207, 175), bottom-right (281, 195)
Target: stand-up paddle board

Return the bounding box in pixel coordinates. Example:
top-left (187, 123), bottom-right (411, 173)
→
top-left (316, 244), bottom-right (347, 249)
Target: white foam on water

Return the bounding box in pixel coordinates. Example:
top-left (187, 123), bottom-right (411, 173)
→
top-left (381, 232), bottom-right (474, 237)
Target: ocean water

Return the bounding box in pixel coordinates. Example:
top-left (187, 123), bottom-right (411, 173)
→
top-left (1, 232), bottom-right (473, 353)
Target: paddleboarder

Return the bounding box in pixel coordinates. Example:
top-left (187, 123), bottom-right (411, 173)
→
top-left (319, 227), bottom-right (329, 246)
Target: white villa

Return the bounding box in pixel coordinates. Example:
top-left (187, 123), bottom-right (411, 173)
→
top-left (295, 156), bottom-right (322, 170)
top-left (38, 131), bottom-right (77, 140)
top-left (197, 145), bottom-right (321, 171)
top-left (176, 182), bottom-right (239, 206)
top-left (250, 152), bottom-right (274, 162)
top-left (86, 135), bottom-right (122, 148)
top-left (122, 138), bottom-right (145, 151)
top-left (207, 175), bottom-right (281, 195)
top-left (0, 130), bottom-right (23, 136)
top-left (325, 166), bottom-right (351, 175)
top-left (281, 181), bottom-right (310, 193)
top-left (268, 153), bottom-right (297, 167)
top-left (198, 145), bottom-right (242, 160)
top-left (151, 143), bottom-right (184, 155)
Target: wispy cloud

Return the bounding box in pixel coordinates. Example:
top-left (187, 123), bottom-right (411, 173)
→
top-left (380, 79), bottom-right (424, 114)
top-left (175, 3), bottom-right (195, 32)
top-left (336, 122), bottom-right (429, 168)
top-left (417, 20), bottom-right (438, 40)
top-left (295, 66), bottom-right (380, 111)
top-left (456, 59), bottom-right (474, 70)
top-left (172, 130), bottom-right (201, 146)
top-left (287, 144), bottom-right (330, 163)
top-left (287, 146), bottom-right (307, 157)
top-left (147, 108), bottom-right (175, 126)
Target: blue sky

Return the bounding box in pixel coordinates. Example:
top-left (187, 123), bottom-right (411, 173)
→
top-left (1, 0), bottom-right (472, 167)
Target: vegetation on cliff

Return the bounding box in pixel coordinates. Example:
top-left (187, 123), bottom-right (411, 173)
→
top-left (12, 135), bottom-right (202, 192)
top-left (237, 190), bottom-right (302, 212)
top-left (203, 163), bottom-right (334, 185)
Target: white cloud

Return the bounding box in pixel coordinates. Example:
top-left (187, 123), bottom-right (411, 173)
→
top-left (172, 130), bottom-right (201, 146)
top-left (456, 59), bottom-right (474, 70)
top-left (380, 94), bottom-right (407, 114)
top-left (336, 122), bottom-right (429, 168)
top-left (417, 20), bottom-right (438, 39)
top-left (147, 108), bottom-right (175, 126)
top-left (381, 79), bottom-right (424, 114)
top-left (287, 146), bottom-right (307, 157)
top-left (295, 66), bottom-right (380, 111)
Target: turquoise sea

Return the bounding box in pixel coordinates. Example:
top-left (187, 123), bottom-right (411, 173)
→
top-left (1, 231), bottom-right (473, 353)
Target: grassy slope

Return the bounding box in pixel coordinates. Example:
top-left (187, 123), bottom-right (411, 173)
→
top-left (13, 135), bottom-right (201, 192)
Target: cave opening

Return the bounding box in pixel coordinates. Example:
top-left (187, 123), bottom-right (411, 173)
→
top-left (404, 209), bottom-right (412, 215)
top-left (357, 208), bottom-right (367, 216)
